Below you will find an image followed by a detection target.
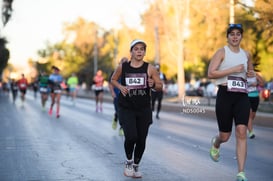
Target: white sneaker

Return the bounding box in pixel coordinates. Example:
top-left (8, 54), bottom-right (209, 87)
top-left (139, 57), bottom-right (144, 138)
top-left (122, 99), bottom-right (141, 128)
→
top-left (133, 164), bottom-right (142, 178)
top-left (124, 160), bottom-right (134, 177)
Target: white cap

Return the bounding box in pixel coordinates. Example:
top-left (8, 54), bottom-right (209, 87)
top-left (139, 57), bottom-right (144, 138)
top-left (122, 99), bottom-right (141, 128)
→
top-left (130, 39), bottom-right (146, 50)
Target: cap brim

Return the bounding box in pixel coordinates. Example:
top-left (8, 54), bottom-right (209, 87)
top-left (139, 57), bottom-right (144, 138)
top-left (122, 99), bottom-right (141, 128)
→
top-left (227, 27), bottom-right (243, 34)
top-left (130, 39), bottom-right (146, 50)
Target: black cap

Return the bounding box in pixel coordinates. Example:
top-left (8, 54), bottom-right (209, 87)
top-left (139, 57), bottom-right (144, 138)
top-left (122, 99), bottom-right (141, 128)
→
top-left (227, 24), bottom-right (243, 37)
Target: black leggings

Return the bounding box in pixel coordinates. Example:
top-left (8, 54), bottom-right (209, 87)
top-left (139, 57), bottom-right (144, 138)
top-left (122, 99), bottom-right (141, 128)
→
top-left (119, 107), bottom-right (152, 164)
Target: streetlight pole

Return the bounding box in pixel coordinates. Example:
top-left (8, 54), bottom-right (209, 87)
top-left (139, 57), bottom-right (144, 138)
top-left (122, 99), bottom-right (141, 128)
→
top-left (154, 4), bottom-right (160, 65)
top-left (93, 29), bottom-right (98, 76)
top-left (113, 29), bottom-right (118, 67)
top-left (177, 0), bottom-right (190, 100)
top-left (154, 25), bottom-right (160, 65)
top-left (230, 0), bottom-right (235, 23)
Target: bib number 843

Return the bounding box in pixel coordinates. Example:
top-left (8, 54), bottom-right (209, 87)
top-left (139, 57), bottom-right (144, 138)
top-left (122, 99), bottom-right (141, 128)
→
top-left (232, 80), bottom-right (245, 88)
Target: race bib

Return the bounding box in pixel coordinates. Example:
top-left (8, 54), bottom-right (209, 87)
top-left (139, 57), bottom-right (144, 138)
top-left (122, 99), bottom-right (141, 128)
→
top-left (125, 73), bottom-right (147, 89)
top-left (227, 76), bottom-right (247, 93)
top-left (20, 83), bottom-right (26, 88)
top-left (40, 87), bottom-right (48, 93)
top-left (54, 89), bottom-right (62, 94)
top-left (95, 86), bottom-right (103, 91)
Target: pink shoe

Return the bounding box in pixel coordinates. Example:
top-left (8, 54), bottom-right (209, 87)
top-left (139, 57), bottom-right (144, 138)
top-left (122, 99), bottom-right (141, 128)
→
top-left (48, 109), bottom-right (52, 116)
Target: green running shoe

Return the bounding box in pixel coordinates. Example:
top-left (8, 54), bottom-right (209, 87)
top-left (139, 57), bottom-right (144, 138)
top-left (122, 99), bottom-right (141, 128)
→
top-left (236, 172), bottom-right (248, 181)
top-left (210, 137), bottom-right (220, 162)
top-left (112, 119), bottom-right (117, 130)
top-left (248, 131), bottom-right (255, 139)
top-left (119, 128), bottom-right (124, 136)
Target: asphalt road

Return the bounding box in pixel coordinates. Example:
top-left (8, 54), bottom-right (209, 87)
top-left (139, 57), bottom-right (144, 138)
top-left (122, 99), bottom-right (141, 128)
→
top-left (0, 92), bottom-right (273, 181)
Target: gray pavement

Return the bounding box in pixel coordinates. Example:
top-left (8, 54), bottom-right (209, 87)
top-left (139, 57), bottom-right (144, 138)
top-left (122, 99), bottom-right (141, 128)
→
top-left (1, 91), bottom-right (273, 181)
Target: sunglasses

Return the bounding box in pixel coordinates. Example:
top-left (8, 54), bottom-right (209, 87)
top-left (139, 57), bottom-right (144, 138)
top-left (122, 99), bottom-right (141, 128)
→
top-left (229, 24), bottom-right (242, 28)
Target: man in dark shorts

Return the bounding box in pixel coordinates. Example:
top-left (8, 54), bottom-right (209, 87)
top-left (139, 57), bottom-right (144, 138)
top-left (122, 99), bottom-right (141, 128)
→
top-left (17, 74), bottom-right (28, 106)
top-left (38, 71), bottom-right (50, 111)
top-left (109, 57), bottom-right (128, 136)
top-left (151, 63), bottom-right (167, 119)
top-left (93, 70), bottom-right (104, 112)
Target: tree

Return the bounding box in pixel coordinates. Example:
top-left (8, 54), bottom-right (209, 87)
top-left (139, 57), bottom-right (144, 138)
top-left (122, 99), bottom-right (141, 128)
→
top-left (63, 19), bottom-right (114, 85)
top-left (0, 37), bottom-right (9, 79)
top-left (237, 0), bottom-right (273, 81)
top-left (32, 0), bottom-right (273, 90)
top-left (142, 0), bottom-right (192, 98)
top-left (253, 0), bottom-right (273, 81)
top-left (37, 19), bottom-right (117, 87)
top-left (0, 0), bottom-right (13, 79)
top-left (1, 0), bottom-right (13, 26)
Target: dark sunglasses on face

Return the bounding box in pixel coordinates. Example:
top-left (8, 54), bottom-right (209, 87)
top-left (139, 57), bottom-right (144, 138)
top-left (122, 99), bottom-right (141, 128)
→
top-left (229, 24), bottom-right (242, 28)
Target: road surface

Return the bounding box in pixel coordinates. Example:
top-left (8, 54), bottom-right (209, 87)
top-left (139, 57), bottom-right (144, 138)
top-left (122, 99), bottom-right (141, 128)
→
top-left (0, 92), bottom-right (272, 181)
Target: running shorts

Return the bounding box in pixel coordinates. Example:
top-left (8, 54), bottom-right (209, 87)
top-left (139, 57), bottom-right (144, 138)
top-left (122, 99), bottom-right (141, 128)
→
top-left (216, 85), bottom-right (250, 132)
top-left (249, 96), bottom-right (259, 112)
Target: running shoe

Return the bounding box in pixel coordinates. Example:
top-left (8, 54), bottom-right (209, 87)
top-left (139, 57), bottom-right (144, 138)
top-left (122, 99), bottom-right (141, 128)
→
top-left (48, 109), bottom-right (53, 116)
top-left (210, 137), bottom-right (220, 162)
top-left (112, 119), bottom-right (117, 130)
top-left (124, 160), bottom-right (134, 177)
top-left (248, 131), bottom-right (255, 139)
top-left (133, 164), bottom-right (142, 178)
top-left (56, 114), bottom-right (60, 118)
top-left (119, 128), bottom-right (124, 136)
top-left (236, 172), bottom-right (248, 181)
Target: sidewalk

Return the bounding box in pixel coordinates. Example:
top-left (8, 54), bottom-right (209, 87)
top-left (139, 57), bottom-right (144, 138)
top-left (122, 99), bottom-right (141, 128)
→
top-left (76, 89), bottom-right (273, 128)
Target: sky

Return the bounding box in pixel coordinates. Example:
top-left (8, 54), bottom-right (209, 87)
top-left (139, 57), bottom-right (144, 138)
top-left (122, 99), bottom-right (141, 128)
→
top-left (1, 0), bottom-right (149, 67)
